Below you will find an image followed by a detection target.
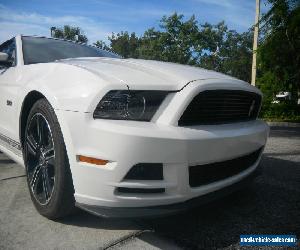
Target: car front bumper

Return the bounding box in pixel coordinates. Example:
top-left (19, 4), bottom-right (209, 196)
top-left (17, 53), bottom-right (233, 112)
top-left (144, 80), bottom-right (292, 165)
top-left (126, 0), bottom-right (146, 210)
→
top-left (60, 108), bottom-right (269, 212)
top-left (75, 166), bottom-right (261, 218)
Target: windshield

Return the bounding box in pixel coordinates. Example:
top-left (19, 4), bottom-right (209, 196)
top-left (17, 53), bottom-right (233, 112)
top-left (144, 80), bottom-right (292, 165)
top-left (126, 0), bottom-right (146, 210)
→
top-left (22, 36), bottom-right (120, 65)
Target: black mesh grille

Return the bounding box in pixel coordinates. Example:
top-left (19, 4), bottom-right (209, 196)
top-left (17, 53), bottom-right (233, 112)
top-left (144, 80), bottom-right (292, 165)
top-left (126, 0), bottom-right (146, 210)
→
top-left (178, 90), bottom-right (261, 126)
top-left (189, 147), bottom-right (262, 187)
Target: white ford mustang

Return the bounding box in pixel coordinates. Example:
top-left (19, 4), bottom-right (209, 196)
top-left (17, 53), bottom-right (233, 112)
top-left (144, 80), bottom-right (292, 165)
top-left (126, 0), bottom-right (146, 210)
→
top-left (0, 35), bottom-right (269, 219)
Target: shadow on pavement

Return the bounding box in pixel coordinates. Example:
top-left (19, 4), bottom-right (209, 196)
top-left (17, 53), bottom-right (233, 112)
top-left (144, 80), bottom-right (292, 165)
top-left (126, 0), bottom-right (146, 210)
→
top-left (264, 151), bottom-right (300, 156)
top-left (58, 209), bottom-right (147, 231)
top-left (269, 126), bottom-right (300, 138)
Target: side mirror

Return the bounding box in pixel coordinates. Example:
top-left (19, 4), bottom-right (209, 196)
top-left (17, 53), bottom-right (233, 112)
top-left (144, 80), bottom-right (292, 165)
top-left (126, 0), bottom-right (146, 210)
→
top-left (0, 52), bottom-right (12, 67)
top-left (0, 52), bottom-right (9, 62)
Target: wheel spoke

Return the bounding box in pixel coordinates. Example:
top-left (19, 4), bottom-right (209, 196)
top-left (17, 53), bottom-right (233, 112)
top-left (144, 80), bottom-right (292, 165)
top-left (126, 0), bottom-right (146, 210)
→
top-left (36, 115), bottom-right (43, 146)
top-left (42, 168), bottom-right (51, 201)
top-left (44, 147), bottom-right (54, 162)
top-left (30, 164), bottom-right (42, 191)
top-left (26, 135), bottom-right (38, 156)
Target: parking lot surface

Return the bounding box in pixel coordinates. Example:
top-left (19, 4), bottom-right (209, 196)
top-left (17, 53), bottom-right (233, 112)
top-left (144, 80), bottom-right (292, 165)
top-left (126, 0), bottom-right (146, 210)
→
top-left (0, 126), bottom-right (299, 249)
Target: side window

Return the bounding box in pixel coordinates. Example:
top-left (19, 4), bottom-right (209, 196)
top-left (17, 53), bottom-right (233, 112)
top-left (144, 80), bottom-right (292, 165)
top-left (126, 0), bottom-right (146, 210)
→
top-left (0, 39), bottom-right (17, 67)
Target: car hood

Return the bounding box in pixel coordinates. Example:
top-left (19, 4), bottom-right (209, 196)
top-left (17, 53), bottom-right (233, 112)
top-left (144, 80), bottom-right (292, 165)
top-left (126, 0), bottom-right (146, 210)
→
top-left (58, 57), bottom-right (238, 91)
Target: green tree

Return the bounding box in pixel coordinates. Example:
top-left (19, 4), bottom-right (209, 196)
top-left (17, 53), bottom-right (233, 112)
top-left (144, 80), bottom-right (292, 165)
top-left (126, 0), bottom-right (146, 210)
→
top-left (108, 32), bottom-right (140, 58)
top-left (104, 13), bottom-right (253, 82)
top-left (138, 13), bottom-right (199, 64)
top-left (196, 22), bottom-right (253, 82)
top-left (93, 40), bottom-right (111, 51)
top-left (51, 25), bottom-right (88, 43)
top-left (137, 28), bottom-right (165, 61)
top-left (152, 13), bottom-right (198, 64)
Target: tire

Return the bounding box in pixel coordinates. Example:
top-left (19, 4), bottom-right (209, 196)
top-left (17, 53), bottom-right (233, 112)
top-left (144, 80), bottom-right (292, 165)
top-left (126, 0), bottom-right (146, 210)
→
top-left (23, 99), bottom-right (75, 219)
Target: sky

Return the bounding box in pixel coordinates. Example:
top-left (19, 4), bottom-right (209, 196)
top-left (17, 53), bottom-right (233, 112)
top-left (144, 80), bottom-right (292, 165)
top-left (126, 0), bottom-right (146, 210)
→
top-left (0, 0), bottom-right (270, 44)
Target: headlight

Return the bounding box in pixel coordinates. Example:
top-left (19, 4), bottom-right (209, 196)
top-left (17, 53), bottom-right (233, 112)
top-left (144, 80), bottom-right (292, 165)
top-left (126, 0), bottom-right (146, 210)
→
top-left (93, 90), bottom-right (169, 121)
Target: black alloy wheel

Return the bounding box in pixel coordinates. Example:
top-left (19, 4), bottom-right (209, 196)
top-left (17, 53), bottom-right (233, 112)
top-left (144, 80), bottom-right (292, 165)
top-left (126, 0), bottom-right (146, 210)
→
top-left (25, 113), bottom-right (55, 205)
top-left (24, 99), bottom-right (75, 219)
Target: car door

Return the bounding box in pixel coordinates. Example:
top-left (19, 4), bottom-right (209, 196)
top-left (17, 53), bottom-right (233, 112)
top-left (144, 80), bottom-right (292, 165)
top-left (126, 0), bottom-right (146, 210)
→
top-left (0, 38), bottom-right (22, 154)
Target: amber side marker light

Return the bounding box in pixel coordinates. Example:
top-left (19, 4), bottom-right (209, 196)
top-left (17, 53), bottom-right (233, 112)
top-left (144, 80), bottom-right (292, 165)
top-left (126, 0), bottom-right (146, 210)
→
top-left (78, 155), bottom-right (108, 165)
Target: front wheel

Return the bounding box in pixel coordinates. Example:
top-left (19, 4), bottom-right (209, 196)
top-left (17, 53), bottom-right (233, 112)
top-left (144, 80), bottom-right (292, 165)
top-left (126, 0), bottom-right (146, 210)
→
top-left (24, 99), bottom-right (75, 219)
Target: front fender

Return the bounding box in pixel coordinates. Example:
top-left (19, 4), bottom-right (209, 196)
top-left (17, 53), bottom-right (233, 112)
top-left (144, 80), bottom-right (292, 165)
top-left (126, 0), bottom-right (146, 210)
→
top-left (18, 63), bottom-right (127, 113)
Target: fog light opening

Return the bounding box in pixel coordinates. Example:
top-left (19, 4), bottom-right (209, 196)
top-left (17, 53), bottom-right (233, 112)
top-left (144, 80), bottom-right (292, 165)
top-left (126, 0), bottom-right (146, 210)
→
top-left (124, 163), bottom-right (163, 180)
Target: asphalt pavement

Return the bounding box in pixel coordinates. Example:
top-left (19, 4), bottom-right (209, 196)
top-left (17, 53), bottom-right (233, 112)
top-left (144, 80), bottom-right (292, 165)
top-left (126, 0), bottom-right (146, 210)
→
top-left (0, 126), bottom-right (299, 249)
